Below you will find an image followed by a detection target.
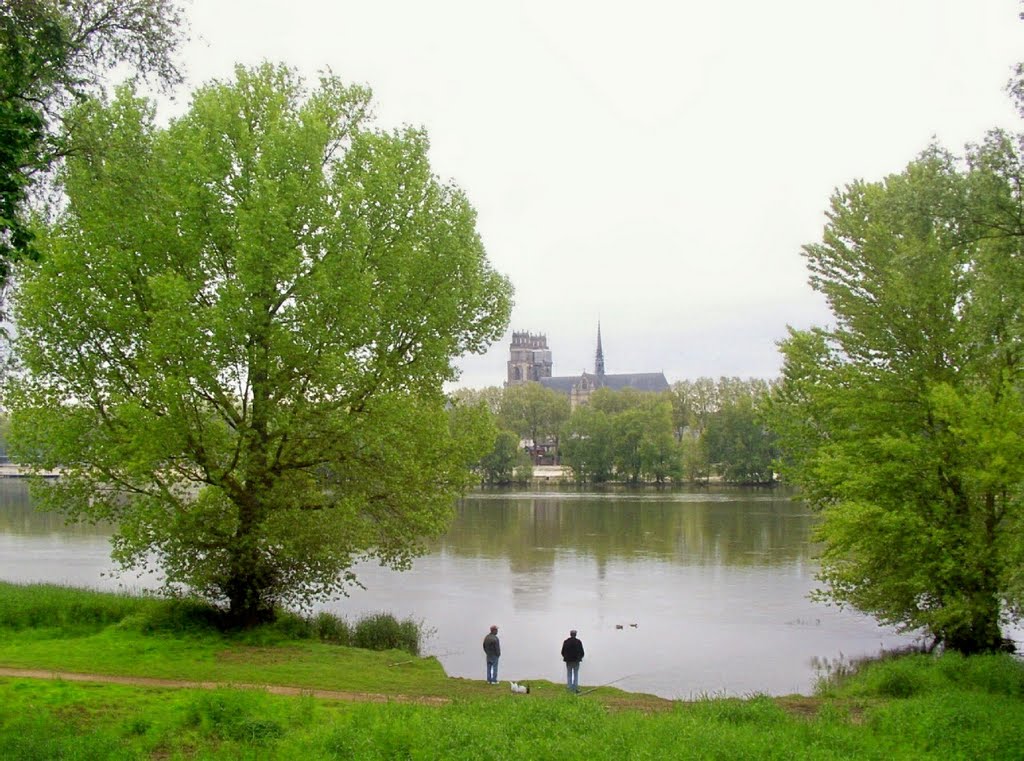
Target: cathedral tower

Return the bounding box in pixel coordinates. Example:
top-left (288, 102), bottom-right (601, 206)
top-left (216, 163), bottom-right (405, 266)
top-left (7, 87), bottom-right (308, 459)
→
top-left (507, 331), bottom-right (553, 386)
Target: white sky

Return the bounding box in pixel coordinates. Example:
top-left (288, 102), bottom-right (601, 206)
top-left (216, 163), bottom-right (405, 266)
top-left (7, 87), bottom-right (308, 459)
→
top-left (173, 0), bottom-right (1024, 387)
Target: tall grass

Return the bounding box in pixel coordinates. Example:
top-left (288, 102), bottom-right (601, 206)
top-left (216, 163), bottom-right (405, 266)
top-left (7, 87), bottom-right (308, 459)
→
top-left (817, 651), bottom-right (1024, 700)
top-left (0, 582), bottom-right (154, 632)
top-left (0, 581), bottom-right (426, 654)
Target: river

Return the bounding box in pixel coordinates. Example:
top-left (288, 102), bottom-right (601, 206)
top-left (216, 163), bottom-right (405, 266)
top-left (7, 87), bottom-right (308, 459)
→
top-left (0, 481), bottom-right (922, 698)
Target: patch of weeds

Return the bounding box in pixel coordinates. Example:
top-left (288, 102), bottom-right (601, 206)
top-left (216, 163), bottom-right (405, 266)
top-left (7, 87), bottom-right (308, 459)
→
top-left (184, 689), bottom-right (284, 744)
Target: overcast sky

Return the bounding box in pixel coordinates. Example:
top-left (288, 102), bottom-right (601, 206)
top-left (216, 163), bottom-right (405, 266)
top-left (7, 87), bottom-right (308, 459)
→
top-left (174, 1), bottom-right (1023, 387)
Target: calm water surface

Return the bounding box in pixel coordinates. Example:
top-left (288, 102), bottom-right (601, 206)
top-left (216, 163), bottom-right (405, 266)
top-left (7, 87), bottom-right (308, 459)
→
top-left (0, 482), bottom-right (922, 698)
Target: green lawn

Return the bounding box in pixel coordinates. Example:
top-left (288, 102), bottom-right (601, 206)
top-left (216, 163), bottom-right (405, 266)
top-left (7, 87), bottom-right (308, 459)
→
top-left (1, 582), bottom-right (1023, 759)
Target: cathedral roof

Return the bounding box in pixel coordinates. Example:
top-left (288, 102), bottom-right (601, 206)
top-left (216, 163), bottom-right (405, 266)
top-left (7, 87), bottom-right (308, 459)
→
top-left (539, 372), bottom-right (669, 394)
top-left (539, 376), bottom-right (579, 393)
top-left (599, 373), bottom-right (670, 392)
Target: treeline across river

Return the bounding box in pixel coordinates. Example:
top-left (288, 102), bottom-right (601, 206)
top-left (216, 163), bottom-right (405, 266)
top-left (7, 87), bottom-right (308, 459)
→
top-left (451, 377), bottom-right (776, 486)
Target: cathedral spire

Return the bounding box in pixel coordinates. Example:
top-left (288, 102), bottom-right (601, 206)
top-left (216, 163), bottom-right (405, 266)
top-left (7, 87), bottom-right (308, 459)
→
top-left (595, 321), bottom-right (605, 376)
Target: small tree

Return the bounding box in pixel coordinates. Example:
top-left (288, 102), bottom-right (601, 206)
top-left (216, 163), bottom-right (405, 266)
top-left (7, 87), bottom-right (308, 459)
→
top-left (7, 64), bottom-right (512, 625)
top-left (478, 430), bottom-right (533, 485)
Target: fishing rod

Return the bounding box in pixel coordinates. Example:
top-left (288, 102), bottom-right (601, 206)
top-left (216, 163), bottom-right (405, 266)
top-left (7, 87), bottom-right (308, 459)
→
top-left (577, 673), bottom-right (638, 696)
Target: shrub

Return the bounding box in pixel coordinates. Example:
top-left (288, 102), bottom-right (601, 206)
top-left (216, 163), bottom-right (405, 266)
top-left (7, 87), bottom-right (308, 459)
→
top-left (352, 612), bottom-right (422, 654)
top-left (312, 611), bottom-right (352, 645)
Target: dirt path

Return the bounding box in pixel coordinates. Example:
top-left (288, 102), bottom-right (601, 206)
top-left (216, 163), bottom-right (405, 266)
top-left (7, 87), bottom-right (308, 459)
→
top-left (0, 666), bottom-right (450, 705)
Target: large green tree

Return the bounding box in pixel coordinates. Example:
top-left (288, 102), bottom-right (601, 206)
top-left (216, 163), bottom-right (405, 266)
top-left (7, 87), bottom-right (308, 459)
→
top-left (1, 0), bottom-right (184, 275)
top-left (498, 381), bottom-right (569, 459)
top-left (704, 379), bottom-right (776, 484)
top-left (7, 64), bottom-right (512, 625)
top-left (560, 403), bottom-right (614, 483)
top-left (767, 145), bottom-right (1024, 653)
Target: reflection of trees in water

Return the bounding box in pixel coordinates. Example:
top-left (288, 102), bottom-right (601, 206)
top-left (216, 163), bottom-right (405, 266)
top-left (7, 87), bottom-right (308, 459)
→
top-left (438, 492), bottom-right (816, 568)
top-left (3, 480), bottom-right (816, 566)
top-left (0, 481), bottom-right (112, 537)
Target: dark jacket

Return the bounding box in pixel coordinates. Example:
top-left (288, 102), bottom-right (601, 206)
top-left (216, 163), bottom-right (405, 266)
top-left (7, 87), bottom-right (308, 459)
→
top-left (561, 635), bottom-right (584, 662)
top-left (483, 632), bottom-right (500, 658)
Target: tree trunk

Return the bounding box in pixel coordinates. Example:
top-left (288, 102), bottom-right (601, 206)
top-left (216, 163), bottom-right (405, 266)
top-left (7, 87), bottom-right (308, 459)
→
top-left (226, 570), bottom-right (275, 628)
top-left (941, 593), bottom-right (1003, 655)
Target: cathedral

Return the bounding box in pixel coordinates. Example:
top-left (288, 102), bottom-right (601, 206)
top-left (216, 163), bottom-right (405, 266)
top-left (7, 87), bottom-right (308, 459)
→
top-left (507, 325), bottom-right (669, 407)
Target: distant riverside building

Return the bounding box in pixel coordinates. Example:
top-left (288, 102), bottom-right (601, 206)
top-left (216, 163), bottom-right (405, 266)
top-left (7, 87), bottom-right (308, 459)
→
top-left (507, 324), bottom-right (669, 408)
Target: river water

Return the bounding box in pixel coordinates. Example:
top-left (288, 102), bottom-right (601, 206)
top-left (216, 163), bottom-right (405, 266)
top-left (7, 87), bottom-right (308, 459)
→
top-left (0, 481), bottom-right (922, 698)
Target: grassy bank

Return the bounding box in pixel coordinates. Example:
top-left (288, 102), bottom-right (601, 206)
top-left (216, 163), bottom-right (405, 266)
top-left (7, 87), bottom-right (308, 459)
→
top-left (1, 584), bottom-right (1023, 759)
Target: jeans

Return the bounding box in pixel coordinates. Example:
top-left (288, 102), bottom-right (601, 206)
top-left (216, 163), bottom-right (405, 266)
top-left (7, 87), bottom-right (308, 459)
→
top-left (486, 656), bottom-right (499, 684)
top-left (565, 661), bottom-right (580, 692)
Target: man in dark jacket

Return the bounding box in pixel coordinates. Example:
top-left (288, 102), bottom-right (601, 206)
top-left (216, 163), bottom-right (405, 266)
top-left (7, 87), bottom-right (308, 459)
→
top-left (561, 629), bottom-right (584, 693)
top-left (483, 624), bottom-right (500, 684)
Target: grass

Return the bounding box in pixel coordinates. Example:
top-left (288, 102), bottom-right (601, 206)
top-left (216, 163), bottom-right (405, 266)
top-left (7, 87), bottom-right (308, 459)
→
top-left (1, 583), bottom-right (1024, 758)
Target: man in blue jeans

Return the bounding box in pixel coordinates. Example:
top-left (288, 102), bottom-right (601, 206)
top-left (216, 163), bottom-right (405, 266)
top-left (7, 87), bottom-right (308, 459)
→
top-left (561, 628), bottom-right (584, 693)
top-left (483, 625), bottom-right (500, 684)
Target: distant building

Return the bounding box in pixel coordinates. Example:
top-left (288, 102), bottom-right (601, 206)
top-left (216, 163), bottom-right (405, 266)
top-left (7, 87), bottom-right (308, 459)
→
top-left (507, 331), bottom-right (553, 384)
top-left (507, 324), bottom-right (669, 408)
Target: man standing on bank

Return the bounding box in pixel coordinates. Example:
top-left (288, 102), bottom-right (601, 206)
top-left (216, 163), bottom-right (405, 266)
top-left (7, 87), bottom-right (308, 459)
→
top-left (561, 628), bottom-right (584, 693)
top-left (483, 624), bottom-right (501, 684)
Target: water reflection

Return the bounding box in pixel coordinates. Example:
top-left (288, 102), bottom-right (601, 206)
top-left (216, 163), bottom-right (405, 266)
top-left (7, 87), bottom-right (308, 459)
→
top-left (0, 480), bottom-right (110, 536)
top-left (0, 480), bottom-right (918, 697)
top-left (439, 490), bottom-right (814, 567)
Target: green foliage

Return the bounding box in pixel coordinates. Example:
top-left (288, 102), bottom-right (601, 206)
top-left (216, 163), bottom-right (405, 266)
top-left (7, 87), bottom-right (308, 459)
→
top-left (448, 395), bottom-right (532, 485)
top-left (454, 378), bottom-right (779, 485)
top-left (7, 64), bottom-right (512, 625)
top-left (0, 582), bottom-right (429, 660)
top-left (704, 383), bottom-right (777, 484)
top-left (449, 385), bottom-right (504, 415)
top-left (185, 689), bottom-right (286, 743)
top-left (311, 610), bottom-right (352, 644)
top-left (0, 581), bottom-right (154, 631)
top-left (352, 612), bottom-right (424, 654)
top-left (561, 403), bottom-right (615, 483)
top-left (767, 144), bottom-right (1024, 652)
top-left (0, 0), bottom-right (185, 270)
top-left (670, 377), bottom-right (777, 484)
top-left (499, 381), bottom-right (570, 453)
top-left (478, 428), bottom-right (533, 485)
top-left (562, 389), bottom-right (681, 484)
top-left (821, 652), bottom-right (1024, 701)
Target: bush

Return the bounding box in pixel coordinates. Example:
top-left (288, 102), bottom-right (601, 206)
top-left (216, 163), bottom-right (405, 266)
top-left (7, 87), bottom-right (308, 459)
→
top-left (352, 612), bottom-right (423, 654)
top-left (117, 596), bottom-right (225, 635)
top-left (312, 610), bottom-right (352, 645)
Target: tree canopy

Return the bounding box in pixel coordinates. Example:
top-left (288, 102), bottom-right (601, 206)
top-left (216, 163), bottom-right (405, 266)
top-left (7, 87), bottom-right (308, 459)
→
top-left (7, 64), bottom-right (512, 624)
top-left (498, 381), bottom-right (570, 448)
top-left (0, 0), bottom-right (184, 274)
top-left (767, 142), bottom-right (1024, 653)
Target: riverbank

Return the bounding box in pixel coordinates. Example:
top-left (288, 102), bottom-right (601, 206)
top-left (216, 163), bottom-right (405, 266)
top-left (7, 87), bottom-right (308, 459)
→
top-left (1, 584), bottom-right (1023, 758)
